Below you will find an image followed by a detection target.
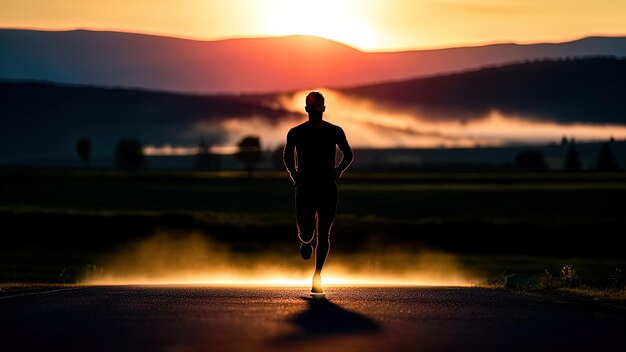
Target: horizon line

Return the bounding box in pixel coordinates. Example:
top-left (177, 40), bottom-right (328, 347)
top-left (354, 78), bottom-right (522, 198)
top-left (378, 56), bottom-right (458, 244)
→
top-left (2, 26), bottom-right (626, 53)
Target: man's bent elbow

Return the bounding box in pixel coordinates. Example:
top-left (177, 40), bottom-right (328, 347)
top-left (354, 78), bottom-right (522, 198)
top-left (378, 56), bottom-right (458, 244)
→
top-left (344, 149), bottom-right (354, 165)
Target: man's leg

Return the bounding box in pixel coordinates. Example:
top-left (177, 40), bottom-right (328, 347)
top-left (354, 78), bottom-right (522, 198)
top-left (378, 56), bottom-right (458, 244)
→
top-left (312, 183), bottom-right (338, 292)
top-left (314, 215), bottom-right (334, 274)
top-left (296, 186), bottom-right (316, 259)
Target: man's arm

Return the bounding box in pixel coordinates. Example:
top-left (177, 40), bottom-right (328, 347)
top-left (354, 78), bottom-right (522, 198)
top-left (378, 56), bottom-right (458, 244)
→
top-left (334, 127), bottom-right (353, 181)
top-left (283, 129), bottom-right (298, 185)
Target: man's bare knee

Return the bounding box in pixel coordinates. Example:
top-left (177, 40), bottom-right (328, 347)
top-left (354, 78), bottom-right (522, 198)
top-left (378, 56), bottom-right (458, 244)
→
top-left (317, 219), bottom-right (334, 237)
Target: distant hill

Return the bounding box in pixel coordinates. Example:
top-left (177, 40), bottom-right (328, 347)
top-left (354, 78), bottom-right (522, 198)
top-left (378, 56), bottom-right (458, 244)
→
top-left (336, 57), bottom-right (626, 124)
top-left (2, 29), bottom-right (626, 93)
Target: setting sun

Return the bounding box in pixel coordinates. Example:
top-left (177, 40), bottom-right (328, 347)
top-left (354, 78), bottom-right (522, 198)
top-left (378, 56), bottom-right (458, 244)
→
top-left (257, 0), bottom-right (383, 50)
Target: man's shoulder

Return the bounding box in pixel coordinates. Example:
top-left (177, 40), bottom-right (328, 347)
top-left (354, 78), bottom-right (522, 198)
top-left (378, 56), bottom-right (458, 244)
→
top-left (324, 121), bottom-right (346, 138)
top-left (323, 120), bottom-right (343, 132)
top-left (288, 122), bottom-right (307, 135)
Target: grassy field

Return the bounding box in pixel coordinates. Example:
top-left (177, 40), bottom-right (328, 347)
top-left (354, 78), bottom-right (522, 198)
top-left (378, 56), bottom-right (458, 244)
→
top-left (2, 169), bottom-right (626, 224)
top-left (1, 168), bottom-right (625, 286)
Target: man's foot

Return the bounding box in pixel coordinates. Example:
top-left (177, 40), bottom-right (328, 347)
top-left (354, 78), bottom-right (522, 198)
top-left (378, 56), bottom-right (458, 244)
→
top-left (299, 242), bottom-right (313, 260)
top-left (311, 273), bottom-right (323, 294)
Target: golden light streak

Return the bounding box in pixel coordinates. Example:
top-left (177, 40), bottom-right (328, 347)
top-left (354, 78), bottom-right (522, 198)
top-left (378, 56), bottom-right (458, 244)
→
top-left (85, 271), bottom-right (472, 287)
top-left (84, 275), bottom-right (471, 287)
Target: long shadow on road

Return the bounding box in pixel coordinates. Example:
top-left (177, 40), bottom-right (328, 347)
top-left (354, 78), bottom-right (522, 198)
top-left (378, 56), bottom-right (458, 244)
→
top-left (274, 296), bottom-right (382, 344)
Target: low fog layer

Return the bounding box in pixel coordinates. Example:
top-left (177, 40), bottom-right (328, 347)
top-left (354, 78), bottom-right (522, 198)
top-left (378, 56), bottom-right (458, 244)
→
top-left (82, 230), bottom-right (475, 287)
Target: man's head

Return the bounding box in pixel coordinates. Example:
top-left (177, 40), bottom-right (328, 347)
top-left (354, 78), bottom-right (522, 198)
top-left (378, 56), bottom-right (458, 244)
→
top-left (305, 91), bottom-right (325, 125)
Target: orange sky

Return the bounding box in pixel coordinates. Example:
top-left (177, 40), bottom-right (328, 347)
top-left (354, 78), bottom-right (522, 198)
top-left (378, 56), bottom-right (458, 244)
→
top-left (2, 0), bottom-right (626, 51)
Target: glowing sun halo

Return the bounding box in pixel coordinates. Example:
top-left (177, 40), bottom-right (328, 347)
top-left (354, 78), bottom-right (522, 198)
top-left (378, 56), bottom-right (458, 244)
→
top-left (259, 0), bottom-right (381, 50)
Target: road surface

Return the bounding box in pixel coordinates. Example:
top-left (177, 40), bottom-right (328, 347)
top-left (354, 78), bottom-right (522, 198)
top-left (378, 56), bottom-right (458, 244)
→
top-left (1, 286), bottom-right (624, 351)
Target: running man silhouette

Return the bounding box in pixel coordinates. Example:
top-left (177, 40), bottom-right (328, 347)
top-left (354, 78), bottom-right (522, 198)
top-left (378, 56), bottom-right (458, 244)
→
top-left (283, 91), bottom-right (354, 294)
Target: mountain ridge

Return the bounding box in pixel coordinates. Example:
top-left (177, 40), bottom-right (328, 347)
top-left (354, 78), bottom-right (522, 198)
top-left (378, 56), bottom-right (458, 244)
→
top-left (2, 28), bottom-right (626, 94)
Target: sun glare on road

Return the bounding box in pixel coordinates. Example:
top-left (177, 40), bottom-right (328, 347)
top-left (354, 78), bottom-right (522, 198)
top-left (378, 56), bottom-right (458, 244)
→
top-left (84, 276), bottom-right (472, 287)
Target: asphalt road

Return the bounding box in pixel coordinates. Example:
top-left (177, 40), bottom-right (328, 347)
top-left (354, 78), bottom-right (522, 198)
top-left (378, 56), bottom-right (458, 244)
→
top-left (0, 286), bottom-right (624, 351)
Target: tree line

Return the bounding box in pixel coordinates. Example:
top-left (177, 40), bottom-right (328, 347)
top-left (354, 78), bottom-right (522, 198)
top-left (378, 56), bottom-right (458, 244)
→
top-left (75, 135), bottom-right (621, 172)
top-left (75, 135), bottom-right (270, 172)
top-left (513, 137), bottom-right (619, 171)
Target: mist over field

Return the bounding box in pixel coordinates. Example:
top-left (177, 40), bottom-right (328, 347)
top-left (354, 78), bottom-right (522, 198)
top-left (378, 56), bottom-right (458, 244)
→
top-left (3, 57), bottom-right (626, 168)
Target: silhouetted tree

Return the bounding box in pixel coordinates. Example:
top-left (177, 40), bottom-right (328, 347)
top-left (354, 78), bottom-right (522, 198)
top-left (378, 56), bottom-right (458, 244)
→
top-left (115, 138), bottom-right (145, 171)
top-left (235, 136), bottom-right (263, 175)
top-left (514, 150), bottom-right (548, 171)
top-left (564, 143), bottom-right (582, 171)
top-left (76, 136), bottom-right (91, 169)
top-left (193, 139), bottom-right (220, 171)
top-left (596, 142), bottom-right (619, 171)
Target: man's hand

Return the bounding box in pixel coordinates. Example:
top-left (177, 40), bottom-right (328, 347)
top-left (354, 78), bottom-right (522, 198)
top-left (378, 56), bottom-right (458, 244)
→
top-left (291, 172), bottom-right (301, 187)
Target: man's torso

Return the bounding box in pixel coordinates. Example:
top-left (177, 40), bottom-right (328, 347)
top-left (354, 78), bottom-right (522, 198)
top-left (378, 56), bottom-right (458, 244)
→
top-left (290, 121), bottom-right (339, 183)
